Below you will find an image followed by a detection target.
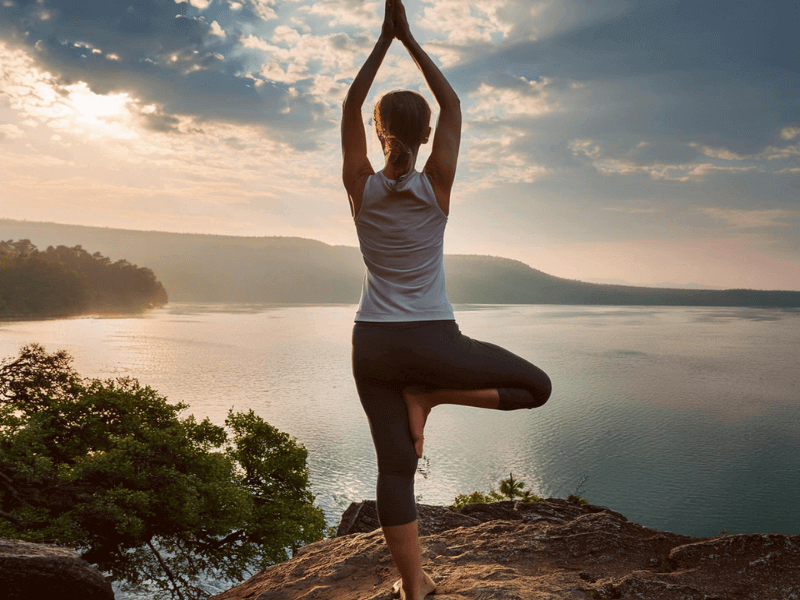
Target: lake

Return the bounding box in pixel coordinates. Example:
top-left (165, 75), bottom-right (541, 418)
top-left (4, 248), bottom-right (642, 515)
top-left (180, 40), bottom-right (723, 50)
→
top-left (2, 303), bottom-right (799, 538)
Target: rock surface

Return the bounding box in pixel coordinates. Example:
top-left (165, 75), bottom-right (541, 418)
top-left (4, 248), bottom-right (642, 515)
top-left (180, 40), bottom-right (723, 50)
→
top-left (0, 536), bottom-right (114, 600)
top-left (212, 499), bottom-right (800, 600)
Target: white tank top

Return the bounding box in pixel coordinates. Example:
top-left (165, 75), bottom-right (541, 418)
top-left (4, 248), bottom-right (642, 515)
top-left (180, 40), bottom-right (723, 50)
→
top-left (354, 169), bottom-right (454, 322)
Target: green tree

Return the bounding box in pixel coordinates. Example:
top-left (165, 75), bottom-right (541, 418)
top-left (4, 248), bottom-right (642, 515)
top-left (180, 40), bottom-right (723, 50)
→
top-left (0, 344), bottom-right (326, 599)
top-left (499, 472), bottom-right (525, 501)
top-left (448, 490), bottom-right (503, 510)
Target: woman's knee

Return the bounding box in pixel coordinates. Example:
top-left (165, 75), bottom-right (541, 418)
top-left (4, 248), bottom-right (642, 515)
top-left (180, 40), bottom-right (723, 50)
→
top-left (498, 369), bottom-right (551, 410)
top-left (376, 456), bottom-right (418, 526)
top-left (534, 369), bottom-right (552, 407)
top-left (377, 451), bottom-right (418, 480)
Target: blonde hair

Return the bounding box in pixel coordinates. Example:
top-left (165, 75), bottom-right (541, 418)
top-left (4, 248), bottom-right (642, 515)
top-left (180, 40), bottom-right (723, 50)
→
top-left (374, 90), bottom-right (431, 176)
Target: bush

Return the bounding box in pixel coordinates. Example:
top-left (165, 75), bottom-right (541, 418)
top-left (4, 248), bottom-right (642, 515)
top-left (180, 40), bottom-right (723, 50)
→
top-left (0, 344), bottom-right (326, 599)
top-left (449, 473), bottom-right (543, 510)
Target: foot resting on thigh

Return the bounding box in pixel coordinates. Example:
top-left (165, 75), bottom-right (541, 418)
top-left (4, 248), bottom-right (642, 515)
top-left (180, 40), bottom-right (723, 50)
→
top-left (392, 572), bottom-right (436, 600)
top-left (402, 387), bottom-right (433, 459)
top-left (403, 387), bottom-right (501, 458)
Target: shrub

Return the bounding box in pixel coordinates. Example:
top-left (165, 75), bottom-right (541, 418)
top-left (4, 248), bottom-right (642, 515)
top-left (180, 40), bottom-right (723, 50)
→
top-left (449, 473), bottom-right (543, 510)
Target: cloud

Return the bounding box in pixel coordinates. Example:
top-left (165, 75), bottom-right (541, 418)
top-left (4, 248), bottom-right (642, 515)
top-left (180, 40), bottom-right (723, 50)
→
top-left (1, 36), bottom-right (325, 155)
top-left (700, 208), bottom-right (800, 230)
top-left (412, 0), bottom-right (549, 67)
top-left (301, 0), bottom-right (381, 29)
top-left (250, 27), bottom-right (371, 90)
top-left (1, 44), bottom-right (191, 140)
top-left (780, 127), bottom-right (800, 141)
top-left (178, 0), bottom-right (212, 11)
top-left (239, 0), bottom-right (278, 21)
top-left (569, 132), bottom-right (800, 183)
top-left (467, 77), bottom-right (557, 121)
top-left (761, 143), bottom-right (800, 161)
top-left (0, 0), bottom-right (329, 146)
top-left (568, 139), bottom-right (602, 161)
top-left (689, 143), bottom-right (746, 161)
top-left (0, 123), bottom-right (26, 140)
top-left (0, 147), bottom-right (76, 167)
top-left (416, 0), bottom-right (639, 68)
top-left (569, 139), bottom-right (759, 182)
top-left (450, 0), bottom-right (799, 165)
top-left (208, 20), bottom-right (226, 37)
top-left (419, 0), bottom-right (510, 46)
top-left (241, 34), bottom-right (274, 52)
top-left (457, 127), bottom-right (552, 191)
top-left (418, 0), bottom-right (625, 54)
top-left (0, 62), bottom-right (350, 235)
top-left (603, 204), bottom-right (663, 215)
top-left (689, 136), bottom-right (800, 164)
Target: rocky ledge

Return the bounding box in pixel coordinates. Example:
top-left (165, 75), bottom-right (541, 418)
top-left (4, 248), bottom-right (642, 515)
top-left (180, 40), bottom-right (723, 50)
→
top-left (212, 499), bottom-right (799, 600)
top-left (0, 536), bottom-right (114, 600)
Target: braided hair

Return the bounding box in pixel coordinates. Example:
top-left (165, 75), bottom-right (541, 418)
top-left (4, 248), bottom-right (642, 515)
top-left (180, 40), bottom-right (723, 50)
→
top-left (374, 90), bottom-right (431, 181)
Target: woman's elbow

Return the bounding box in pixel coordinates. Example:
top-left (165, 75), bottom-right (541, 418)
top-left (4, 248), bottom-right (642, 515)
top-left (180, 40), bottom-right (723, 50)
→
top-left (440, 95), bottom-right (461, 113)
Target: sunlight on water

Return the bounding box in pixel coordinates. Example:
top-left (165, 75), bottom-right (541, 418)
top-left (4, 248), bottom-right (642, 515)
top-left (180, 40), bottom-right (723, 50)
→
top-left (2, 304), bottom-right (799, 537)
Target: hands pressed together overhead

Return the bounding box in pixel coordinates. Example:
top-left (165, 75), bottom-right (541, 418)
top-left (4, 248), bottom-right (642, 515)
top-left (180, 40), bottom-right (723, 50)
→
top-left (382, 0), bottom-right (413, 44)
top-left (342, 0), bottom-right (462, 217)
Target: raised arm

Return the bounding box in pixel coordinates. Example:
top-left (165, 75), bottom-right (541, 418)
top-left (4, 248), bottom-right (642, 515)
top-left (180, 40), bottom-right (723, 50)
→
top-left (393, 0), bottom-right (461, 215)
top-left (341, 1), bottom-right (395, 217)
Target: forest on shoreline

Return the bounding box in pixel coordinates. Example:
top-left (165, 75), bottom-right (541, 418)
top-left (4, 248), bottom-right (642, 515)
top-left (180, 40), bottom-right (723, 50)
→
top-left (0, 239), bottom-right (168, 318)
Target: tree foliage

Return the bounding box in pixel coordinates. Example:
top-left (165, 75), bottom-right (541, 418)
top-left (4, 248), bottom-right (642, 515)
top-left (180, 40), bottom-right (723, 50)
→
top-left (0, 344), bottom-right (326, 599)
top-left (449, 473), bottom-right (543, 510)
top-left (0, 239), bottom-right (167, 317)
top-left (498, 472), bottom-right (526, 501)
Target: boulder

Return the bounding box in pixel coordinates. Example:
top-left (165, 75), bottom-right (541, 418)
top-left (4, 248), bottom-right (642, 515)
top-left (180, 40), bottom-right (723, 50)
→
top-left (336, 500), bottom-right (481, 537)
top-left (0, 537), bottom-right (114, 600)
top-left (212, 500), bottom-right (800, 600)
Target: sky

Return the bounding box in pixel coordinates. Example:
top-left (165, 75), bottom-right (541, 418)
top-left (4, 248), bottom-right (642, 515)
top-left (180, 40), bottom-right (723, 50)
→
top-left (1, 0), bottom-right (798, 290)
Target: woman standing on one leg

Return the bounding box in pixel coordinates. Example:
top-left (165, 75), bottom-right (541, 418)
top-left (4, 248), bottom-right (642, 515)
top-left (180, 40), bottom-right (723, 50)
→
top-left (341, 1), bottom-right (552, 598)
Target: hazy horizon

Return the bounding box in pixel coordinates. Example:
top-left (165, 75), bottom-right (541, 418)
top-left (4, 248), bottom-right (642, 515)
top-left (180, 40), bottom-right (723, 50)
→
top-left (5, 217), bottom-right (800, 294)
top-left (1, 1), bottom-right (798, 290)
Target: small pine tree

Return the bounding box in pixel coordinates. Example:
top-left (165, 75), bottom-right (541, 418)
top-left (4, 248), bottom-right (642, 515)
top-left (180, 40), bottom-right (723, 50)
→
top-left (499, 472), bottom-right (525, 500)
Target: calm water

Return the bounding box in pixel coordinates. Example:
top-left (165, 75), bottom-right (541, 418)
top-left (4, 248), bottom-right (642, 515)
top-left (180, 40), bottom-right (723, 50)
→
top-left (2, 304), bottom-right (799, 538)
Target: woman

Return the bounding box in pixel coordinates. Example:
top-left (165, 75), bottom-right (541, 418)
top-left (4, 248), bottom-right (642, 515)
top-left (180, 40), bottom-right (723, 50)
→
top-left (341, 1), bottom-right (552, 598)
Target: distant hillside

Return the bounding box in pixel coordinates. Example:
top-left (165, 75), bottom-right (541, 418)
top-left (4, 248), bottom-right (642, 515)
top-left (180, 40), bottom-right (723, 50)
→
top-left (2, 219), bottom-right (799, 307)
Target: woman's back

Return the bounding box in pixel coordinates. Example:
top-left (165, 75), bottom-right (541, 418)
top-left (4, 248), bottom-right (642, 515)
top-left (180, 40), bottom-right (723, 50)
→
top-left (354, 169), bottom-right (453, 322)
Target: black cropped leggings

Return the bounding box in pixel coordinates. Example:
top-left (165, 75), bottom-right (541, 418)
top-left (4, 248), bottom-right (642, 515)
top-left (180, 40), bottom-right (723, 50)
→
top-left (351, 319), bottom-right (551, 527)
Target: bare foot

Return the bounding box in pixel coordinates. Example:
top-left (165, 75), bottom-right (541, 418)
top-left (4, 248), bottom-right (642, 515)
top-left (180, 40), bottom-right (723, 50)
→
top-left (391, 571), bottom-right (436, 599)
top-left (402, 387), bottom-right (433, 458)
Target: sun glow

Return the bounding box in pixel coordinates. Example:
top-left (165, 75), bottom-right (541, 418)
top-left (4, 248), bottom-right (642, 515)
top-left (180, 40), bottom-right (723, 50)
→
top-left (1, 43), bottom-right (141, 141)
top-left (64, 82), bottom-right (138, 139)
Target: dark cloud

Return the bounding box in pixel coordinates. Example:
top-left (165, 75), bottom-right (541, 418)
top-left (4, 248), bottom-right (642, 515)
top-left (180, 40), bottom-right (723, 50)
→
top-left (0, 0), bottom-right (329, 146)
top-left (138, 109), bottom-right (182, 133)
top-left (511, 0), bottom-right (795, 80)
top-left (453, 0), bottom-right (799, 159)
top-left (4, 0), bottom-right (204, 56)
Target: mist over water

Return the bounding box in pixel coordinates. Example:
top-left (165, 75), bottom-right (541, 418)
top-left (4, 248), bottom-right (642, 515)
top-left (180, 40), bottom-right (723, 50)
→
top-left (2, 304), bottom-right (798, 537)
